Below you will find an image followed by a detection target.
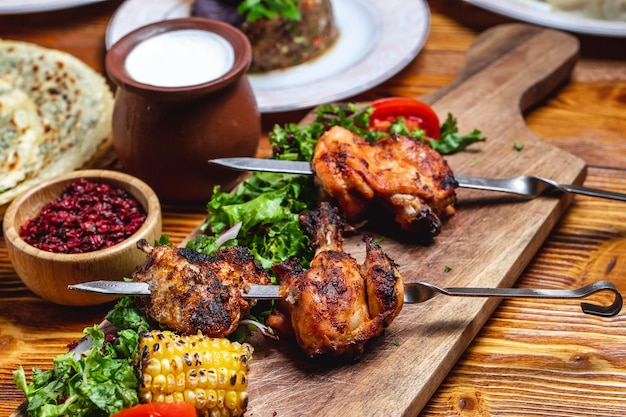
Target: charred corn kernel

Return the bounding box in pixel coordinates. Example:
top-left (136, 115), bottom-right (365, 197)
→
top-left (138, 330), bottom-right (253, 417)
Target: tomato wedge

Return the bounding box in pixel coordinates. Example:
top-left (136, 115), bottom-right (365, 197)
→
top-left (369, 97), bottom-right (441, 139)
top-left (111, 402), bottom-right (197, 417)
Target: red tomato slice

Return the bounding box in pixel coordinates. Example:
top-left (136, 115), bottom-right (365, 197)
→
top-left (369, 97), bottom-right (441, 139)
top-left (111, 402), bottom-right (197, 417)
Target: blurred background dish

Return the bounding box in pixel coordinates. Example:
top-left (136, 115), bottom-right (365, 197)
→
top-left (0, 0), bottom-right (105, 14)
top-left (465, 0), bottom-right (626, 37)
top-left (106, 0), bottom-right (430, 113)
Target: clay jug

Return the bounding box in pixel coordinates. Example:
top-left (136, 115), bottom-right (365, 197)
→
top-left (106, 17), bottom-right (260, 204)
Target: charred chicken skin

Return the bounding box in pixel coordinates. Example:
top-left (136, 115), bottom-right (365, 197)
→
top-left (311, 125), bottom-right (458, 241)
top-left (132, 239), bottom-right (271, 338)
top-left (267, 202), bottom-right (404, 358)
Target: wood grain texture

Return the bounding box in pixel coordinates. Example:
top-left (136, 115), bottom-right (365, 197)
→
top-left (2, 1), bottom-right (626, 416)
top-left (420, 168), bottom-right (626, 417)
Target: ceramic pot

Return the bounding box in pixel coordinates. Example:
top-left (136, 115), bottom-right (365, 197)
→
top-left (106, 17), bottom-right (260, 204)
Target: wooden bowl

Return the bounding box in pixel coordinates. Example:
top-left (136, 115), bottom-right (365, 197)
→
top-left (2, 169), bottom-right (162, 306)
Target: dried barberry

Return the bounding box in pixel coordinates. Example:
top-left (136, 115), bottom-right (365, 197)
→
top-left (19, 179), bottom-right (147, 254)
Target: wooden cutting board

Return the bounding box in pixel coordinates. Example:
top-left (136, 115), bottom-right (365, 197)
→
top-left (242, 24), bottom-right (584, 417)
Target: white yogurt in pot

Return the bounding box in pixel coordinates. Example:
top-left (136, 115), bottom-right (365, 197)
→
top-left (125, 29), bottom-right (235, 87)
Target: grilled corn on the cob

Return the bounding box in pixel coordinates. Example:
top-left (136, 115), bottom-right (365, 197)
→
top-left (138, 330), bottom-right (253, 417)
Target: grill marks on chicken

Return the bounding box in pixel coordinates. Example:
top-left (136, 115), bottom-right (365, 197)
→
top-left (267, 202), bottom-right (404, 359)
top-left (128, 204), bottom-right (405, 358)
top-left (132, 239), bottom-right (271, 338)
top-left (312, 126), bottom-right (458, 241)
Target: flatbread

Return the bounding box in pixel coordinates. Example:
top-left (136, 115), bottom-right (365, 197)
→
top-left (0, 78), bottom-right (45, 192)
top-left (0, 39), bottom-right (114, 207)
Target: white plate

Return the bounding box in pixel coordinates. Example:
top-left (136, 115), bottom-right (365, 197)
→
top-left (0, 0), bottom-right (105, 14)
top-left (106, 0), bottom-right (430, 113)
top-left (466, 0), bottom-right (626, 37)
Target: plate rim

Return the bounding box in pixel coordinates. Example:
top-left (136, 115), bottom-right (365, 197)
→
top-left (0, 0), bottom-right (105, 14)
top-left (105, 0), bottom-right (431, 113)
top-left (465, 0), bottom-right (626, 37)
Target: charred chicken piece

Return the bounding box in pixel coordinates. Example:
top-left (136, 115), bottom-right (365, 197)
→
top-left (267, 202), bottom-right (404, 359)
top-left (132, 239), bottom-right (271, 338)
top-left (311, 125), bottom-right (458, 241)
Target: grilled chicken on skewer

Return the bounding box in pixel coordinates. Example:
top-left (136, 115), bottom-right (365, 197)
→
top-left (132, 239), bottom-right (271, 338)
top-left (267, 202), bottom-right (404, 359)
top-left (70, 232), bottom-right (622, 355)
top-left (312, 126), bottom-right (457, 241)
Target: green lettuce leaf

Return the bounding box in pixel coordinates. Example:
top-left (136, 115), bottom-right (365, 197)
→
top-left (14, 323), bottom-right (140, 417)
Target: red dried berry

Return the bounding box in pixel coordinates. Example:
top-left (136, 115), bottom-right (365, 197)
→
top-left (19, 179), bottom-right (147, 254)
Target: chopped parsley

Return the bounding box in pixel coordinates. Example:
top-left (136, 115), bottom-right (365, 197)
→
top-left (429, 113), bottom-right (486, 154)
top-left (238, 0), bottom-right (301, 22)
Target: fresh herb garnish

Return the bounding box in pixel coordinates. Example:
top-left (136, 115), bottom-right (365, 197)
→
top-left (14, 325), bottom-right (139, 417)
top-left (270, 103), bottom-right (376, 160)
top-left (238, 0), bottom-right (301, 22)
top-left (191, 172), bottom-right (317, 272)
top-left (105, 295), bottom-right (151, 334)
top-left (428, 113), bottom-right (486, 154)
top-left (13, 297), bottom-right (152, 417)
top-left (272, 104), bottom-right (485, 156)
top-left (384, 117), bottom-right (428, 140)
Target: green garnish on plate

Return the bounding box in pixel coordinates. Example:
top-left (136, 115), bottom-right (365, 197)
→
top-left (238, 0), bottom-right (301, 22)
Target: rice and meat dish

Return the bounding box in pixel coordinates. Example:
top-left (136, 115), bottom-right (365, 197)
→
top-left (191, 0), bottom-right (339, 72)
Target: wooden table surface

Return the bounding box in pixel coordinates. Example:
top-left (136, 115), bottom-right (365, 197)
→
top-left (1, 1), bottom-right (626, 416)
